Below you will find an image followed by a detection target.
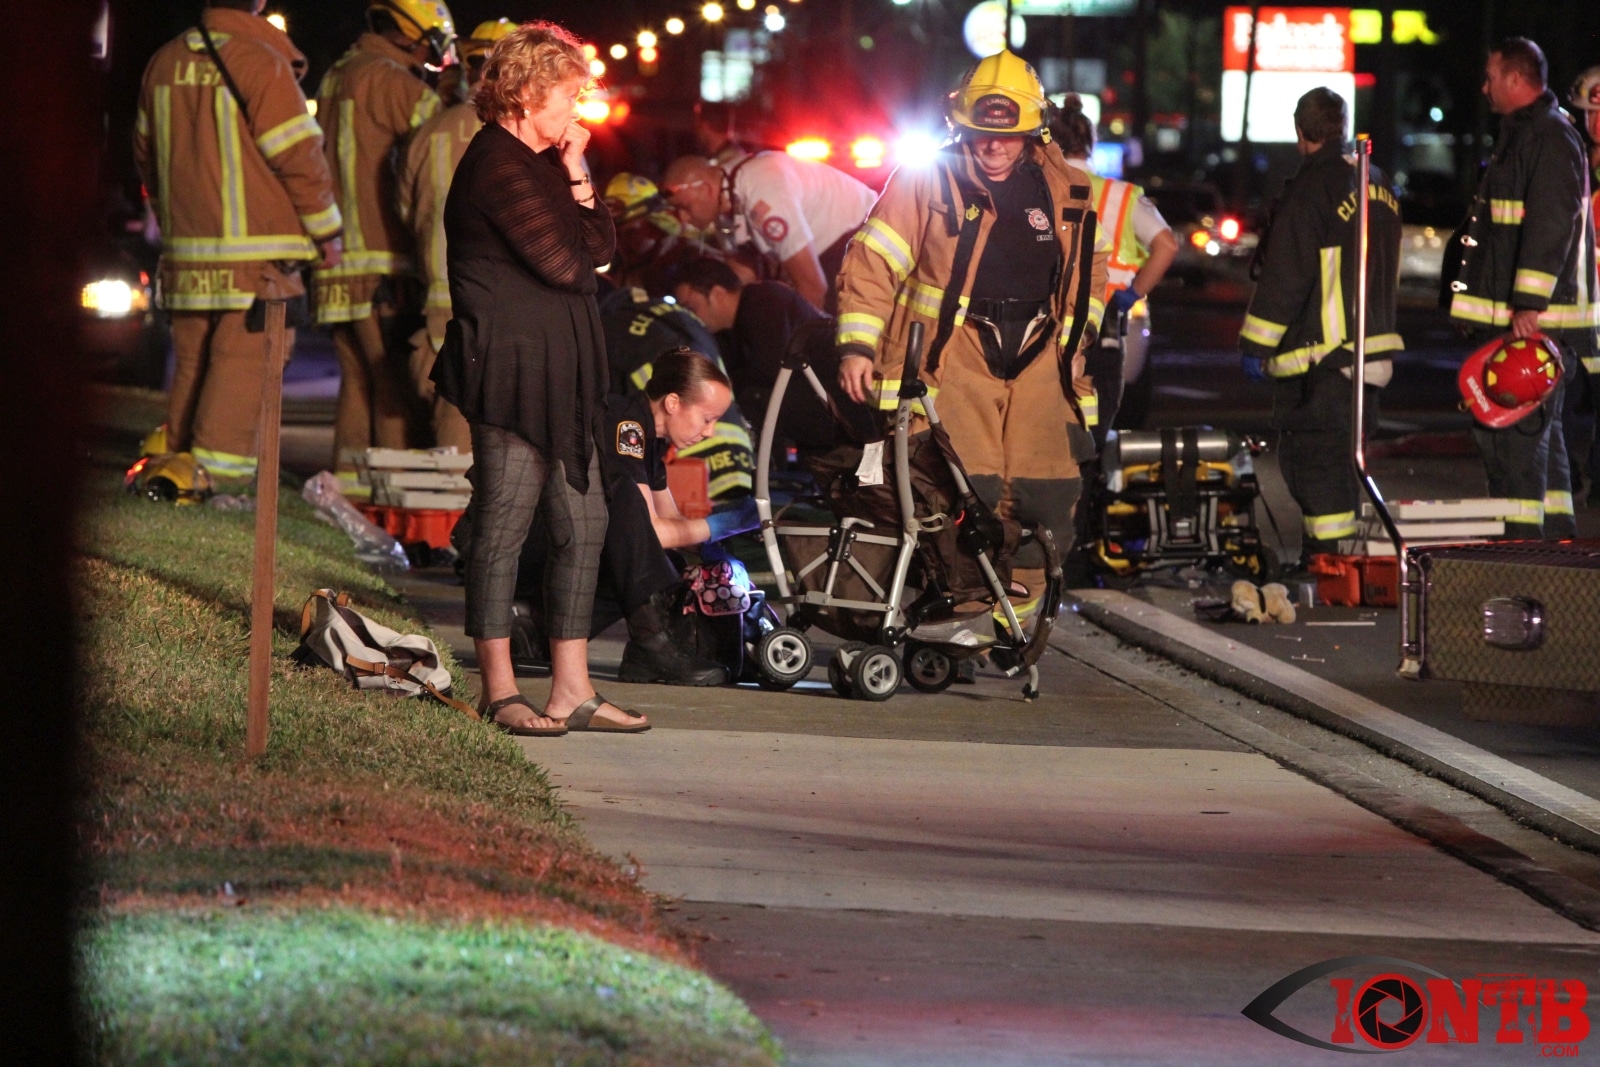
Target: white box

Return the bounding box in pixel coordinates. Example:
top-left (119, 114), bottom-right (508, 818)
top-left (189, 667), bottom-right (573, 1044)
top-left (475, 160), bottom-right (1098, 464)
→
top-left (370, 470), bottom-right (473, 492)
top-left (376, 489), bottom-right (472, 510)
top-left (1390, 499), bottom-right (1521, 521)
top-left (362, 447), bottom-right (473, 473)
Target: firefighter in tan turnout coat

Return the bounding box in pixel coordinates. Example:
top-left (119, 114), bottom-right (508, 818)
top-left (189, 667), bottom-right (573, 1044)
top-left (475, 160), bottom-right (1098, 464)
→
top-left (394, 18), bottom-right (513, 452)
top-left (837, 51), bottom-right (1109, 600)
top-left (314, 0), bottom-right (452, 479)
top-left (134, 0), bottom-right (342, 488)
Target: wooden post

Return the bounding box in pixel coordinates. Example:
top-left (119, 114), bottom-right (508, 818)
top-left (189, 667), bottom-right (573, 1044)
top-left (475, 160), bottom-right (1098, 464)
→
top-left (246, 300), bottom-right (289, 759)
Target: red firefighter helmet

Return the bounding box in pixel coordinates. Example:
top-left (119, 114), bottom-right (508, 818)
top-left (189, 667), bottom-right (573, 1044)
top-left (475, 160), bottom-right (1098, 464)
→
top-left (1458, 333), bottom-right (1563, 429)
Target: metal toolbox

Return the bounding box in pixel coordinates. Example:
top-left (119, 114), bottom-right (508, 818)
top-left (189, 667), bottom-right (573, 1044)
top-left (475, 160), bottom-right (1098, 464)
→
top-left (1410, 540), bottom-right (1600, 722)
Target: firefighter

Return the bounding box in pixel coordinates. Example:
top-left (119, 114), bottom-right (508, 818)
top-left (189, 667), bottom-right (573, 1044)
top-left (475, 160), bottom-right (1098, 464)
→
top-left (836, 50), bottom-right (1108, 605)
top-left (693, 100), bottom-right (748, 167)
top-left (1238, 88), bottom-right (1403, 562)
top-left (1448, 38), bottom-right (1597, 538)
top-left (395, 17), bottom-right (511, 453)
top-left (661, 147), bottom-right (876, 310)
top-left (1563, 65), bottom-right (1600, 503)
top-left (601, 173), bottom-right (699, 294)
top-left (1050, 92), bottom-right (1178, 448)
top-left (598, 283), bottom-right (757, 500)
top-left (134, 0), bottom-right (342, 490)
top-left (314, 0), bottom-right (452, 486)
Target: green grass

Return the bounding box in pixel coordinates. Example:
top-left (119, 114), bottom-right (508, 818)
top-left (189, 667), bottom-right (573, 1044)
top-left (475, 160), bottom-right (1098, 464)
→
top-left (77, 389), bottom-right (780, 1065)
top-left (84, 910), bottom-right (775, 1066)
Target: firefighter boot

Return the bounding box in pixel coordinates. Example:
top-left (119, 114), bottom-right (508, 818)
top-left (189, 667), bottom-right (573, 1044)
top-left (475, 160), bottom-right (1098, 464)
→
top-left (617, 586), bottom-right (729, 687)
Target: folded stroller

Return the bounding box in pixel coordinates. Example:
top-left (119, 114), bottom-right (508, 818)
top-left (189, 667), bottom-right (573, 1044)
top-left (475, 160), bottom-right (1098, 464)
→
top-left (751, 321), bottom-right (1062, 701)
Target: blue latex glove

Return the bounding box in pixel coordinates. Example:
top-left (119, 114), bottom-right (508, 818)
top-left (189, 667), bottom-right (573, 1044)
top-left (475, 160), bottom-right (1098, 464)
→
top-left (1107, 286), bottom-right (1141, 319)
top-left (1241, 354), bottom-right (1268, 382)
top-left (705, 496), bottom-right (761, 541)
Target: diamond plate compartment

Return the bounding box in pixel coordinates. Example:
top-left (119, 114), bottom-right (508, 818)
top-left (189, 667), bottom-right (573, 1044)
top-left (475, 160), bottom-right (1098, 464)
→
top-left (1420, 541), bottom-right (1600, 690)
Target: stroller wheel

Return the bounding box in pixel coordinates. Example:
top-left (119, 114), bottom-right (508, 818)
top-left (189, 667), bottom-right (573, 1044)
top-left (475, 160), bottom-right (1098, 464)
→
top-left (755, 627), bottom-right (813, 690)
top-left (827, 641), bottom-right (867, 698)
top-left (849, 645), bottom-right (902, 702)
top-left (902, 640), bottom-right (955, 694)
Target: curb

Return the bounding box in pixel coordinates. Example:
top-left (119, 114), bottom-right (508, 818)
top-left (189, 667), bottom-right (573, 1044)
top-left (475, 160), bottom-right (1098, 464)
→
top-left (1068, 589), bottom-right (1600, 858)
top-left (1052, 609), bottom-right (1600, 933)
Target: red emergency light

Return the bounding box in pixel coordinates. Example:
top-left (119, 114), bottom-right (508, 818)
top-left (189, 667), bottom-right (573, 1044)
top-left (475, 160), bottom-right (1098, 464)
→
top-left (786, 137), bottom-right (831, 162)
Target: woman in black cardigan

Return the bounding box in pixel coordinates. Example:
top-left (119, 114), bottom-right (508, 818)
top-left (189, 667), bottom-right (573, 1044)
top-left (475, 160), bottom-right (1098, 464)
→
top-left (433, 22), bottom-right (648, 734)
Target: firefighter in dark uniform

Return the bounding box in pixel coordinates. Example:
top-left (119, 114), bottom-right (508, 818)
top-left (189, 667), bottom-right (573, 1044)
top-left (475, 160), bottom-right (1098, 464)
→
top-left (514, 349), bottom-right (761, 685)
top-left (1448, 38), bottom-right (1597, 538)
top-left (1239, 88), bottom-right (1404, 562)
top-left (598, 285), bottom-right (757, 500)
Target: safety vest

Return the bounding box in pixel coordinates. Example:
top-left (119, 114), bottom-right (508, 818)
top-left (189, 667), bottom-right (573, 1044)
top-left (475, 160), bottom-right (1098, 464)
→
top-left (1088, 173), bottom-right (1149, 295)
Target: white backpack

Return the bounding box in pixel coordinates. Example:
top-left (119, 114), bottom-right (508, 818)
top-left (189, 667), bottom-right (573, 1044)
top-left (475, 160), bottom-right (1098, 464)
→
top-left (294, 589), bottom-right (478, 720)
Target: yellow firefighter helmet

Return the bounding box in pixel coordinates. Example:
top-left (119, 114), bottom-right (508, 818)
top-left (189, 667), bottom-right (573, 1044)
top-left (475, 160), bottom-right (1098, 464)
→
top-left (604, 173), bottom-right (664, 223)
top-left (124, 452), bottom-right (215, 505)
top-left (369, 0), bottom-right (457, 65)
top-left (947, 50), bottom-right (1050, 138)
top-left (461, 17), bottom-right (516, 63)
top-left (1571, 66), bottom-right (1600, 112)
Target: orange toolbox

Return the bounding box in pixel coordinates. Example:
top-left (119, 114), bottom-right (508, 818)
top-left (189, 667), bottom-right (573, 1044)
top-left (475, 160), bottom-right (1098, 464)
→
top-left (1308, 553), bottom-right (1398, 608)
top-left (358, 505), bottom-right (463, 549)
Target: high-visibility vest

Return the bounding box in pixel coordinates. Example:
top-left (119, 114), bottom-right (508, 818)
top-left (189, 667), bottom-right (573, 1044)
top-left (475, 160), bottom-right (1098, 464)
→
top-left (1088, 173), bottom-right (1149, 296)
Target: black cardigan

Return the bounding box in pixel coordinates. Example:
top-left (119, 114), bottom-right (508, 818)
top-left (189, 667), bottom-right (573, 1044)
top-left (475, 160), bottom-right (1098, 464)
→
top-left (432, 122), bottom-right (616, 491)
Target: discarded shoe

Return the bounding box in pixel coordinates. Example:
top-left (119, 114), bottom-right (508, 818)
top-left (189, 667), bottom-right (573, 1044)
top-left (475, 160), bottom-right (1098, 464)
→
top-left (1231, 580), bottom-right (1267, 624)
top-left (1261, 582), bottom-right (1297, 624)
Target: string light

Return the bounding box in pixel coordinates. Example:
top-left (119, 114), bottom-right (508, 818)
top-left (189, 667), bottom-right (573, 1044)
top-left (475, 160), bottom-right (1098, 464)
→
top-left (265, 12), bottom-right (286, 31)
top-left (702, 2), bottom-right (725, 22)
top-left (609, 43), bottom-right (628, 60)
top-left (589, 58), bottom-right (606, 77)
top-left (665, 16), bottom-right (686, 34)
top-left (637, 30), bottom-right (658, 48)
top-left (639, 44), bottom-right (659, 63)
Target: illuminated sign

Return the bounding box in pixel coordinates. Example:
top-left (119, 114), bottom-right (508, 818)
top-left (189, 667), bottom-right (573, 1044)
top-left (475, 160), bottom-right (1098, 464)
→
top-left (1349, 8), bottom-right (1381, 44)
top-left (1222, 7), bottom-right (1354, 142)
top-left (1391, 10), bottom-right (1438, 45)
top-left (1224, 7), bottom-right (1354, 73)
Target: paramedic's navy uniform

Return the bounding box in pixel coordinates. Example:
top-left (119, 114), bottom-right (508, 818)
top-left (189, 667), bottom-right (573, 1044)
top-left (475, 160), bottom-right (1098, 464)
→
top-left (517, 392), bottom-right (681, 634)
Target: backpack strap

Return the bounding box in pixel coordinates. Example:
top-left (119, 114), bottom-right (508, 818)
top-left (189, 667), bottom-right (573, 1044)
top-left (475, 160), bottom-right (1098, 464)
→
top-left (344, 655), bottom-right (481, 721)
top-left (197, 23), bottom-right (252, 126)
top-left (925, 158), bottom-right (988, 376)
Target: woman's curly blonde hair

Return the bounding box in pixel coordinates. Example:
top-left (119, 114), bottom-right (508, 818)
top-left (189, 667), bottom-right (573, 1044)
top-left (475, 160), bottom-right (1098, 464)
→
top-left (475, 21), bottom-right (591, 125)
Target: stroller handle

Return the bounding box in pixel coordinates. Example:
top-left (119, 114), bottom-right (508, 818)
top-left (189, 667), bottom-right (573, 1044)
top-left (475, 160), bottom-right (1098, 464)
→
top-left (898, 322), bottom-right (928, 401)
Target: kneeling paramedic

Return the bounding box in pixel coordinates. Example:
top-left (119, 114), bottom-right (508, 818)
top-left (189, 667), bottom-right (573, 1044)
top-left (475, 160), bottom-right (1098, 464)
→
top-left (836, 50), bottom-right (1108, 604)
top-left (513, 349), bottom-right (761, 685)
top-left (1240, 88), bottom-right (1403, 562)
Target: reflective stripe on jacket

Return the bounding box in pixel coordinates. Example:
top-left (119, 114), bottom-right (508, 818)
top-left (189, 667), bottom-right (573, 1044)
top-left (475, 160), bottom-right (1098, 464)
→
top-left (1449, 90), bottom-right (1600, 338)
top-left (313, 32), bottom-right (440, 318)
top-left (1090, 174), bottom-right (1148, 293)
top-left (1239, 143), bottom-right (1405, 378)
top-left (397, 99), bottom-right (481, 313)
top-left (133, 8), bottom-right (340, 311)
top-left (835, 141), bottom-right (1109, 409)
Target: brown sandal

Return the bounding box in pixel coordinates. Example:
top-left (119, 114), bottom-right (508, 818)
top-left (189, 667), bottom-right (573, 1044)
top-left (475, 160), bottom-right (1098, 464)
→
top-left (561, 694), bottom-right (650, 733)
top-left (481, 694), bottom-right (567, 737)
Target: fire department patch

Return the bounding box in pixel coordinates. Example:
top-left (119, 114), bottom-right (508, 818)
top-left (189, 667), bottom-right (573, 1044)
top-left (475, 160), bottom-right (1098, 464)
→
top-left (616, 420), bottom-right (646, 459)
top-left (762, 216), bottom-right (790, 243)
top-left (1027, 208), bottom-right (1050, 231)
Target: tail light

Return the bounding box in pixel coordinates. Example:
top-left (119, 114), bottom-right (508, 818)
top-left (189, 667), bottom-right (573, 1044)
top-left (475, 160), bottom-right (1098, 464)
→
top-left (786, 137), bottom-right (831, 162)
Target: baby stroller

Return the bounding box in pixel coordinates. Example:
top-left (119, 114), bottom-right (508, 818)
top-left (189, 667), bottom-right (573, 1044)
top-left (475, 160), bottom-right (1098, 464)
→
top-left (750, 321), bottom-right (1062, 701)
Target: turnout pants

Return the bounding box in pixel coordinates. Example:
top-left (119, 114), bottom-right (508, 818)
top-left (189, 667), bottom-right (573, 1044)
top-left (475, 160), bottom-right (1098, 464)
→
top-left (167, 309), bottom-right (294, 485)
top-left (516, 473), bottom-right (681, 637)
top-left (934, 328), bottom-right (1083, 574)
top-left (1471, 337), bottom-right (1576, 540)
top-left (1560, 333), bottom-right (1600, 503)
top-left (1271, 359), bottom-right (1377, 558)
top-left (327, 275), bottom-right (414, 469)
top-left (407, 308), bottom-right (472, 452)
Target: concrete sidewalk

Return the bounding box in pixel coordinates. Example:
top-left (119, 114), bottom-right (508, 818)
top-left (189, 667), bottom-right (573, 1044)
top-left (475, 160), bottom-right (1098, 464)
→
top-left (395, 567), bottom-right (1600, 1065)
